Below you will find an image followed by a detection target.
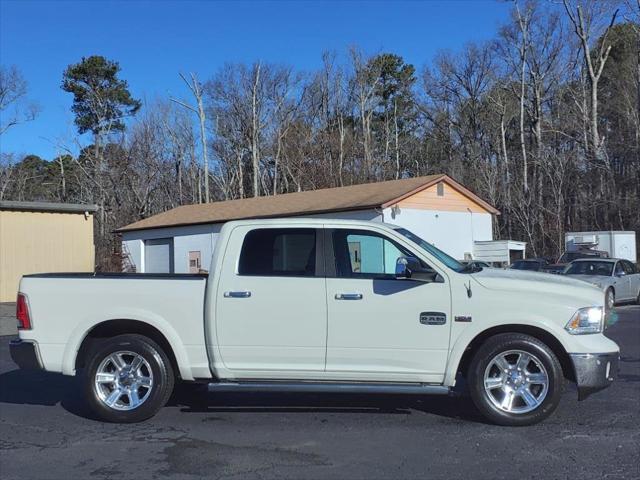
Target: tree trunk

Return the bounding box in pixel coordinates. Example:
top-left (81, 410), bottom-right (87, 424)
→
top-left (251, 63), bottom-right (261, 198)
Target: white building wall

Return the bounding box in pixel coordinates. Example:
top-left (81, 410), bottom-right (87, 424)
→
top-left (381, 207), bottom-right (493, 260)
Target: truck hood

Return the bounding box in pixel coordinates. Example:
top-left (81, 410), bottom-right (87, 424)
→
top-left (470, 268), bottom-right (604, 305)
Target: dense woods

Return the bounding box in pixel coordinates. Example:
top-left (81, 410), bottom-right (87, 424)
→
top-left (1, 0), bottom-right (638, 270)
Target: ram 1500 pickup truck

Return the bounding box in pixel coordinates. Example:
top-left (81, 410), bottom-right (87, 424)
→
top-left (10, 219), bottom-right (619, 425)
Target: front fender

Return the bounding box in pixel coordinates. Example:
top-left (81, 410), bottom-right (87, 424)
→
top-left (443, 316), bottom-right (571, 386)
top-left (61, 308), bottom-right (194, 381)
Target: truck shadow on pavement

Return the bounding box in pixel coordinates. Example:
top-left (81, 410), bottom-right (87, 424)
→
top-left (0, 368), bottom-right (94, 418)
top-left (172, 384), bottom-right (486, 423)
top-left (0, 368), bottom-right (486, 423)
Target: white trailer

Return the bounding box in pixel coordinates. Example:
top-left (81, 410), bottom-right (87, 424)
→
top-left (565, 231), bottom-right (637, 263)
top-left (473, 240), bottom-right (527, 266)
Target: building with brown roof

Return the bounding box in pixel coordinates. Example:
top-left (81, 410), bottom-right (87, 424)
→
top-left (118, 174), bottom-right (522, 273)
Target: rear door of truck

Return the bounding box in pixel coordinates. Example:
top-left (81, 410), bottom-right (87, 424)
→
top-left (214, 224), bottom-right (327, 373)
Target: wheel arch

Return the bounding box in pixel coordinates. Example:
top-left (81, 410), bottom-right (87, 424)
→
top-left (75, 319), bottom-right (181, 379)
top-left (454, 324), bottom-right (575, 384)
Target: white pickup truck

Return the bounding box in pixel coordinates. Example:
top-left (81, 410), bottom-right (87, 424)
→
top-left (10, 219), bottom-right (619, 425)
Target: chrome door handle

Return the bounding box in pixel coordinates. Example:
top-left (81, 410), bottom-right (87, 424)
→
top-left (224, 291), bottom-right (251, 298)
top-left (335, 293), bottom-right (363, 300)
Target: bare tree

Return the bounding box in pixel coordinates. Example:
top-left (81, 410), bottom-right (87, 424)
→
top-left (171, 72), bottom-right (210, 202)
top-left (0, 65), bottom-right (39, 135)
top-left (2, 2), bottom-right (637, 268)
top-left (350, 48), bottom-right (380, 180)
top-left (563, 0), bottom-right (619, 158)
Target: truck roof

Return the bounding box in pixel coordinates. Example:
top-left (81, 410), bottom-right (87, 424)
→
top-left (223, 217), bottom-right (397, 228)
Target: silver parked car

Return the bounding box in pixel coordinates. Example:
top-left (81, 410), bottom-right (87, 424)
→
top-left (564, 258), bottom-right (640, 309)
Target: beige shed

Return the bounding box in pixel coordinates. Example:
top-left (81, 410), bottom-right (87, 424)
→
top-left (0, 201), bottom-right (97, 302)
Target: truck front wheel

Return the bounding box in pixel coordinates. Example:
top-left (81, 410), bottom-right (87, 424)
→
top-left (83, 334), bottom-right (175, 423)
top-left (468, 333), bottom-right (563, 426)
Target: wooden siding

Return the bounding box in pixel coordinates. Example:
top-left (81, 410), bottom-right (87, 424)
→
top-left (396, 182), bottom-right (489, 213)
top-left (0, 210), bottom-right (95, 302)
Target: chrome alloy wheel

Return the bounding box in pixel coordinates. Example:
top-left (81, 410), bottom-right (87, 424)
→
top-left (483, 350), bottom-right (549, 414)
top-left (94, 351), bottom-right (153, 411)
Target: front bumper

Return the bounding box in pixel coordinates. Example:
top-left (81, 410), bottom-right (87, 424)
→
top-left (9, 339), bottom-right (43, 370)
top-left (570, 352), bottom-right (618, 400)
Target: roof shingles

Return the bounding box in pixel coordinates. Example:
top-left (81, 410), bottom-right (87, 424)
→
top-left (118, 174), bottom-right (498, 232)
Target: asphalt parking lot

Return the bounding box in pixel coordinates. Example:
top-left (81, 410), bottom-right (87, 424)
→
top-left (0, 306), bottom-right (638, 480)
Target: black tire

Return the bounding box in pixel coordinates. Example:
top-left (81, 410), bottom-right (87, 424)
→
top-left (605, 288), bottom-right (615, 310)
top-left (468, 333), bottom-right (563, 426)
top-left (83, 334), bottom-right (175, 423)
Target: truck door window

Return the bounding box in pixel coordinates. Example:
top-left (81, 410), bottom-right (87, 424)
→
top-left (238, 228), bottom-right (317, 277)
top-left (333, 229), bottom-right (430, 279)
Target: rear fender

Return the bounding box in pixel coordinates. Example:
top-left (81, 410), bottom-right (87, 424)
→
top-left (62, 308), bottom-right (194, 380)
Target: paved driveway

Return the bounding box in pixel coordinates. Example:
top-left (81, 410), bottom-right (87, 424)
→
top-left (0, 303), bottom-right (17, 337)
top-left (0, 306), bottom-right (638, 479)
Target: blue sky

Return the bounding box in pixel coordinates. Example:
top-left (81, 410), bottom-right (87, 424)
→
top-left (0, 0), bottom-right (511, 159)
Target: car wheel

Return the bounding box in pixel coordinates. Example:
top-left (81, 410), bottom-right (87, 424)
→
top-left (605, 288), bottom-right (615, 310)
top-left (83, 334), bottom-right (175, 423)
top-left (468, 333), bottom-right (563, 426)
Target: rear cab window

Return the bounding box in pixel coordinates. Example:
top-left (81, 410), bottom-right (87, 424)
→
top-left (238, 228), bottom-right (318, 277)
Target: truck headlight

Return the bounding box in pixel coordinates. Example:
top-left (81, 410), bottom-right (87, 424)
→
top-left (565, 307), bottom-right (604, 335)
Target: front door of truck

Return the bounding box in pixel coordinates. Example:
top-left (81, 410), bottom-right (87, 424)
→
top-left (325, 227), bottom-right (452, 382)
top-left (215, 225), bottom-right (327, 372)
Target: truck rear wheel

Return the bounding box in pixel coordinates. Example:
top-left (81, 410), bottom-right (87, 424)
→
top-left (468, 333), bottom-right (563, 426)
top-left (83, 334), bottom-right (175, 423)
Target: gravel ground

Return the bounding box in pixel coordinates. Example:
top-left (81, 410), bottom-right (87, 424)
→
top-left (0, 306), bottom-right (638, 480)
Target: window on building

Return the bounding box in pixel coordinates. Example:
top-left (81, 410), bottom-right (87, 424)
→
top-left (436, 181), bottom-right (444, 196)
top-left (189, 251), bottom-right (202, 273)
top-left (238, 228), bottom-right (317, 277)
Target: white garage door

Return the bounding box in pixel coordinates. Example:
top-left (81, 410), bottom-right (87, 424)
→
top-left (145, 238), bottom-right (174, 273)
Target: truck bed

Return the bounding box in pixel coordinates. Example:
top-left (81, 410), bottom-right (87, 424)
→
top-left (18, 273), bottom-right (210, 380)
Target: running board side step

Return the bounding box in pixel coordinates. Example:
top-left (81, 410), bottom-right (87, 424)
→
top-left (207, 381), bottom-right (450, 395)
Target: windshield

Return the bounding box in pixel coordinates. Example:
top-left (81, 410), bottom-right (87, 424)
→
top-left (565, 261), bottom-right (613, 276)
top-left (394, 227), bottom-right (465, 272)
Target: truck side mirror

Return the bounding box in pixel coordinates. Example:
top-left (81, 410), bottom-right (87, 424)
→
top-left (396, 256), bottom-right (444, 283)
top-left (396, 256), bottom-right (421, 279)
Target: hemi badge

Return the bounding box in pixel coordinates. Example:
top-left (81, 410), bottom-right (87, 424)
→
top-left (455, 316), bottom-right (472, 322)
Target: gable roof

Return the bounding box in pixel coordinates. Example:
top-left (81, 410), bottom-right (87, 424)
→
top-left (117, 174), bottom-right (499, 233)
